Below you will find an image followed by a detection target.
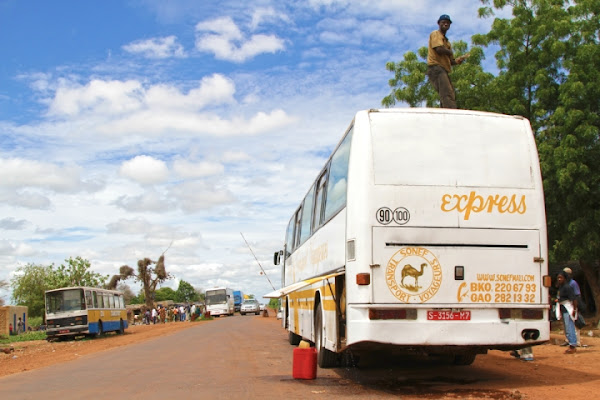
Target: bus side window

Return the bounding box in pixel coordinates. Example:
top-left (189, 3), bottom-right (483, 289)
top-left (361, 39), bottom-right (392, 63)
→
top-left (293, 208), bottom-right (303, 249)
top-left (104, 294), bottom-right (110, 308)
top-left (299, 186), bottom-right (315, 245)
top-left (119, 295), bottom-right (125, 309)
top-left (85, 291), bottom-right (93, 309)
top-left (313, 169), bottom-right (329, 231)
top-left (108, 294), bottom-right (115, 309)
top-left (324, 129), bottom-right (352, 220)
top-left (284, 217), bottom-right (294, 259)
top-left (92, 291), bottom-right (98, 308)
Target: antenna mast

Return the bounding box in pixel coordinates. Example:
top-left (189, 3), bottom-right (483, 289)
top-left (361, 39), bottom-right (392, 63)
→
top-left (240, 232), bottom-right (276, 291)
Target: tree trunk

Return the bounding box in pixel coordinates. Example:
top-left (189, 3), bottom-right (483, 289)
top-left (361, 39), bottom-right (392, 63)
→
top-left (144, 285), bottom-right (153, 309)
top-left (580, 260), bottom-right (600, 317)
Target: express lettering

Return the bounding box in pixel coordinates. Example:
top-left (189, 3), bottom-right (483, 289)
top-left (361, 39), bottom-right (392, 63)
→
top-left (440, 191), bottom-right (527, 220)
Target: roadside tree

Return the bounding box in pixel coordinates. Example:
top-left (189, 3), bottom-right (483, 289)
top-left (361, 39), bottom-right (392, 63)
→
top-left (0, 279), bottom-right (8, 306)
top-left (107, 254), bottom-right (171, 309)
top-left (174, 280), bottom-right (199, 303)
top-left (10, 257), bottom-right (107, 318)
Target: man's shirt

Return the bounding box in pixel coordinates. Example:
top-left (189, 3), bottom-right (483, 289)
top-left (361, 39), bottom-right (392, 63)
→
top-left (427, 30), bottom-right (452, 72)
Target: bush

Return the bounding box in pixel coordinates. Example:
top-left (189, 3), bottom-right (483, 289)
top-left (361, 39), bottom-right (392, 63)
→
top-left (27, 316), bottom-right (43, 329)
top-left (0, 330), bottom-right (47, 344)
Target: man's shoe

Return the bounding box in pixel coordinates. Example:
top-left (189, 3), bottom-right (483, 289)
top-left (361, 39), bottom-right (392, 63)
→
top-left (509, 350), bottom-right (520, 358)
top-left (565, 346), bottom-right (577, 354)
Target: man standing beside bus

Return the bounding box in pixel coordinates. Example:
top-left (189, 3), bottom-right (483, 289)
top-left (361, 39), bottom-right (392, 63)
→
top-left (427, 14), bottom-right (468, 108)
top-left (556, 271), bottom-right (578, 354)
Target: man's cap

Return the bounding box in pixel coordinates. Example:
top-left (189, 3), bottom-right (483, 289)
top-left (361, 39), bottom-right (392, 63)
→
top-left (438, 14), bottom-right (452, 23)
top-left (563, 267), bottom-right (573, 274)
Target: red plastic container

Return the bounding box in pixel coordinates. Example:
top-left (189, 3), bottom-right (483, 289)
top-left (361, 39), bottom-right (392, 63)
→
top-left (293, 347), bottom-right (317, 379)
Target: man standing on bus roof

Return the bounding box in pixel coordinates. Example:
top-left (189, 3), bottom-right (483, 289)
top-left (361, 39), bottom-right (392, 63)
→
top-left (427, 14), bottom-right (469, 109)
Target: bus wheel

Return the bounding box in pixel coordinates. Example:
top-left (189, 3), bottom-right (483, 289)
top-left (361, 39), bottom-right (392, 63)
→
top-left (288, 331), bottom-right (301, 345)
top-left (315, 302), bottom-right (338, 368)
top-left (117, 320), bottom-right (125, 335)
top-left (453, 353), bottom-right (476, 366)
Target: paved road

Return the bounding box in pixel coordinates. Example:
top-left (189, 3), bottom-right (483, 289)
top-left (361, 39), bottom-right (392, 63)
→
top-left (1, 315), bottom-right (597, 399)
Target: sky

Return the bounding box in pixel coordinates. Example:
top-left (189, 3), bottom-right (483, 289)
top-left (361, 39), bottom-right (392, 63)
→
top-left (0, 0), bottom-right (508, 303)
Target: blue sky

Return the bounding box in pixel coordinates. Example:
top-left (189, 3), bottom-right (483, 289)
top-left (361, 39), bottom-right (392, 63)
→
top-left (0, 0), bottom-right (504, 302)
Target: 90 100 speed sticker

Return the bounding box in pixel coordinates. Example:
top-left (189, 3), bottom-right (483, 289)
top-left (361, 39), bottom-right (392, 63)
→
top-left (376, 207), bottom-right (410, 225)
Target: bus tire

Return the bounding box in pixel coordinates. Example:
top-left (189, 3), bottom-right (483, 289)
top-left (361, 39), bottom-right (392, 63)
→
top-left (288, 331), bottom-right (301, 345)
top-left (453, 353), bottom-right (476, 366)
top-left (315, 302), bottom-right (338, 368)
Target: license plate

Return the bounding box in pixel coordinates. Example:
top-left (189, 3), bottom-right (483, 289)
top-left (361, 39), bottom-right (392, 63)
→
top-left (427, 310), bottom-right (471, 321)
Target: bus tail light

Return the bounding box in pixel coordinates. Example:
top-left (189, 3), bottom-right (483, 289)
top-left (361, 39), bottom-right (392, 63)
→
top-left (369, 309), bottom-right (417, 320)
top-left (542, 275), bottom-right (552, 287)
top-left (356, 273), bottom-right (370, 285)
top-left (499, 309), bottom-right (544, 320)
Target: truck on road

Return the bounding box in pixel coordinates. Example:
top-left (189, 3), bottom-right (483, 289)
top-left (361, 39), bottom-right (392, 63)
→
top-left (233, 290), bottom-right (244, 312)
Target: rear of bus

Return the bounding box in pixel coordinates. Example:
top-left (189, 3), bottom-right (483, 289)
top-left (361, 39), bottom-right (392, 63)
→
top-left (345, 109), bottom-right (550, 361)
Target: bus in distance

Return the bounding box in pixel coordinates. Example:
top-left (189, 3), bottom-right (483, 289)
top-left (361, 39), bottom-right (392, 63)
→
top-left (205, 287), bottom-right (235, 317)
top-left (45, 286), bottom-right (128, 340)
top-left (266, 108), bottom-right (551, 367)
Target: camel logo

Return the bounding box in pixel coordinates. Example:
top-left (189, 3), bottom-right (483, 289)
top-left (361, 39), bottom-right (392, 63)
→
top-left (385, 247), bottom-right (443, 303)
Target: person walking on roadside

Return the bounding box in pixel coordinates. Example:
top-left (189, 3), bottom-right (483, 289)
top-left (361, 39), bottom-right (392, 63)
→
top-left (563, 267), bottom-right (586, 346)
top-left (160, 306), bottom-right (166, 324)
top-left (427, 14), bottom-right (469, 109)
top-left (556, 271), bottom-right (578, 354)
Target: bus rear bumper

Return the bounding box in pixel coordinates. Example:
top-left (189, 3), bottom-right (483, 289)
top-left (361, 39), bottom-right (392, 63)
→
top-left (345, 305), bottom-right (549, 350)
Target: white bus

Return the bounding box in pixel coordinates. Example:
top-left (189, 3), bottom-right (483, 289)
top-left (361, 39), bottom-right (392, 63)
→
top-left (45, 286), bottom-right (128, 340)
top-left (267, 108), bottom-right (551, 367)
top-left (205, 287), bottom-right (235, 317)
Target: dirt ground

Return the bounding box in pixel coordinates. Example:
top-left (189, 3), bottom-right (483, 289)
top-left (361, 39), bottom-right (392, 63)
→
top-left (1, 314), bottom-right (600, 399)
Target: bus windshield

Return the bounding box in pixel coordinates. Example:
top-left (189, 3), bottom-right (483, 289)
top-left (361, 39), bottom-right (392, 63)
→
top-left (206, 290), bottom-right (227, 305)
top-left (46, 288), bottom-right (85, 313)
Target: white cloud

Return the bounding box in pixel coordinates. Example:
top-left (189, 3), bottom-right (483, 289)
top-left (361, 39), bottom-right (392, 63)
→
top-left (169, 181), bottom-right (235, 212)
top-left (222, 151), bottom-right (251, 163)
top-left (195, 17), bottom-right (285, 62)
top-left (173, 159), bottom-right (224, 178)
top-left (122, 35), bottom-right (186, 59)
top-left (119, 155), bottom-right (169, 185)
top-left (0, 218), bottom-right (29, 230)
top-left (0, 157), bottom-right (89, 193)
top-left (38, 74), bottom-right (295, 139)
top-left (48, 79), bottom-right (143, 117)
top-left (145, 74), bottom-right (236, 111)
top-left (250, 7), bottom-right (291, 30)
top-left (0, 190), bottom-right (51, 209)
top-left (106, 217), bottom-right (153, 235)
top-left (0, 240), bottom-right (37, 257)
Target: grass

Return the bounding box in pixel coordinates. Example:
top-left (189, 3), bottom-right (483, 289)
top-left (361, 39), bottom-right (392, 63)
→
top-left (0, 331), bottom-right (47, 344)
